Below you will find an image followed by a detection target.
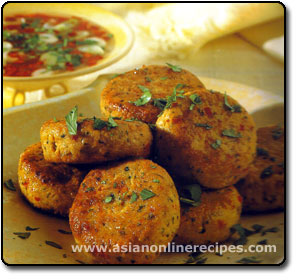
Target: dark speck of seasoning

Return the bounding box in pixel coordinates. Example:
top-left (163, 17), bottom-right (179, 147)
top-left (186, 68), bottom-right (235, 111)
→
top-left (148, 213), bottom-right (155, 220)
top-left (60, 134), bottom-right (66, 138)
top-left (117, 256), bottom-right (123, 262)
top-left (257, 147), bottom-right (269, 157)
top-left (63, 254), bottom-right (67, 258)
top-left (125, 167), bottom-right (129, 171)
top-left (272, 127), bottom-right (283, 140)
top-left (261, 166), bottom-right (273, 179)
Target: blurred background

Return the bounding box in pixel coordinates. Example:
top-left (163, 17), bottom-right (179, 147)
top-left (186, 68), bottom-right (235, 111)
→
top-left (95, 2), bottom-right (284, 97)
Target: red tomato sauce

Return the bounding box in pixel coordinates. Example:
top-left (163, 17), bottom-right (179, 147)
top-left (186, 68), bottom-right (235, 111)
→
top-left (3, 14), bottom-right (113, 77)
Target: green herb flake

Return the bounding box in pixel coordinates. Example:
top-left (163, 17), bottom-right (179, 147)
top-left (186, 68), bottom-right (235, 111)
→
top-left (107, 116), bottom-right (118, 129)
top-left (58, 229), bottom-right (72, 235)
top-left (93, 117), bottom-right (107, 130)
top-left (261, 227), bottom-right (279, 236)
top-left (145, 76), bottom-right (152, 82)
top-left (13, 232), bottom-right (31, 239)
top-left (160, 77), bottom-right (168, 80)
top-left (140, 189), bottom-right (156, 201)
top-left (222, 129), bottom-right (242, 138)
top-left (45, 240), bottom-right (63, 249)
top-left (189, 93), bottom-right (202, 110)
top-left (195, 123), bottom-right (212, 130)
top-left (25, 226), bottom-right (39, 231)
top-left (180, 184), bottom-right (202, 207)
top-left (153, 179), bottom-right (160, 183)
top-left (257, 239), bottom-right (268, 245)
top-left (153, 98), bottom-right (167, 111)
top-left (224, 92), bottom-right (242, 113)
top-left (104, 195), bottom-right (114, 203)
top-left (130, 86), bottom-right (152, 106)
top-left (130, 192), bottom-right (138, 203)
top-left (237, 257), bottom-right (261, 264)
top-left (252, 224), bottom-right (264, 233)
top-left (166, 63), bottom-right (182, 72)
top-left (65, 106), bottom-right (78, 135)
top-left (211, 139), bottom-right (222, 149)
top-left (151, 165), bottom-right (157, 169)
top-left (53, 117), bottom-right (58, 122)
top-left (4, 179), bottom-right (16, 191)
top-left (107, 33), bottom-right (114, 38)
top-left (85, 187), bottom-right (95, 192)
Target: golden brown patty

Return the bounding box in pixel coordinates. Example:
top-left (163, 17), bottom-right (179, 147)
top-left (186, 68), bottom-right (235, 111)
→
top-left (155, 89), bottom-right (257, 188)
top-left (100, 65), bottom-right (205, 123)
top-left (40, 118), bottom-right (152, 164)
top-left (236, 125), bottom-right (284, 213)
top-left (69, 159), bottom-right (180, 264)
top-left (175, 186), bottom-right (242, 245)
top-left (18, 143), bottom-right (87, 216)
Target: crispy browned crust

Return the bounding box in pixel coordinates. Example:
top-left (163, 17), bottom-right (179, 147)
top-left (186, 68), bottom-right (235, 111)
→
top-left (175, 186), bottom-right (242, 245)
top-left (69, 159), bottom-right (180, 264)
top-left (40, 118), bottom-right (153, 164)
top-left (236, 126), bottom-right (284, 213)
top-left (18, 143), bottom-right (87, 216)
top-left (155, 89), bottom-right (257, 188)
top-left (100, 65), bottom-right (205, 123)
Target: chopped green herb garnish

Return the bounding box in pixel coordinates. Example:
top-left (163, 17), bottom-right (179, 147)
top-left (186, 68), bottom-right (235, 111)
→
top-left (179, 184), bottom-right (202, 207)
top-left (65, 106), bottom-right (78, 135)
top-left (195, 123), bottom-right (212, 130)
top-left (85, 187), bottom-right (95, 192)
top-left (107, 116), bottom-right (118, 129)
top-left (93, 117), bottom-right (107, 130)
top-left (252, 224), bottom-right (264, 233)
top-left (153, 98), bottom-right (167, 111)
top-left (25, 226), bottom-right (39, 231)
top-left (257, 239), bottom-right (268, 245)
top-left (166, 63), bottom-right (182, 72)
top-left (140, 189), bottom-right (156, 200)
top-left (211, 139), bottom-right (222, 149)
top-left (93, 117), bottom-right (118, 131)
top-left (130, 192), bottom-right (138, 203)
top-left (261, 227), bottom-right (279, 236)
top-left (222, 129), bottom-right (242, 138)
top-left (130, 85), bottom-right (152, 106)
top-left (145, 76), bottom-right (152, 82)
top-left (151, 165), bottom-right (157, 169)
top-left (189, 93), bottom-right (202, 110)
top-left (224, 93), bottom-right (242, 113)
top-left (153, 179), bottom-right (160, 183)
top-left (104, 195), bottom-right (114, 203)
top-left (13, 232), bottom-right (31, 239)
top-left (160, 77), bottom-right (168, 80)
top-left (237, 257), bottom-right (261, 264)
top-left (124, 117), bottom-right (140, 122)
top-left (53, 117), bottom-right (58, 122)
top-left (45, 240), bottom-right (63, 249)
top-left (107, 33), bottom-right (114, 38)
top-left (4, 179), bottom-right (16, 191)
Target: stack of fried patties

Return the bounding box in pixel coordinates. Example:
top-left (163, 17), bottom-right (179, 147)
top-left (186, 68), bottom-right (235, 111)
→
top-left (17, 64), bottom-right (283, 264)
